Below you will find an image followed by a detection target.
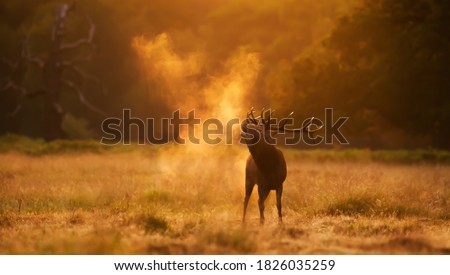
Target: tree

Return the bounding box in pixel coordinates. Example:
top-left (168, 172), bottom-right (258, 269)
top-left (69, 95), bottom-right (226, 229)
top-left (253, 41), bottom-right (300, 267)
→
top-left (1, 2), bottom-right (104, 140)
top-left (291, 0), bottom-right (450, 148)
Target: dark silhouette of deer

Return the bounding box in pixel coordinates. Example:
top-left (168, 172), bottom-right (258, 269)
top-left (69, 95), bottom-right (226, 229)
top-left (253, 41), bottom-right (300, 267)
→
top-left (241, 108), bottom-right (319, 224)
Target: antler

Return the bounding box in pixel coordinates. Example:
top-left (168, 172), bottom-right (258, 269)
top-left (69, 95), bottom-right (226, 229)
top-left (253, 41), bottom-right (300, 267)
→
top-left (247, 107), bottom-right (258, 124)
top-left (260, 107), bottom-right (265, 125)
top-left (259, 108), bottom-right (275, 127)
top-left (264, 111), bottom-right (322, 133)
top-left (278, 111), bottom-right (294, 131)
top-left (246, 108), bottom-right (320, 134)
top-left (276, 115), bottom-right (322, 133)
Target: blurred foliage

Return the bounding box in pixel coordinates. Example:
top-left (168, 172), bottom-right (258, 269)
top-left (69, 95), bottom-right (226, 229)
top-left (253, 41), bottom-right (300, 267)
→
top-left (1, 134), bottom-right (450, 164)
top-left (0, 133), bottom-right (106, 155)
top-left (0, 133), bottom-right (158, 155)
top-left (286, 147), bottom-right (450, 164)
top-left (291, 0), bottom-right (450, 148)
top-left (62, 113), bottom-right (95, 140)
top-left (0, 0), bottom-right (449, 148)
top-left (0, 0), bottom-right (354, 137)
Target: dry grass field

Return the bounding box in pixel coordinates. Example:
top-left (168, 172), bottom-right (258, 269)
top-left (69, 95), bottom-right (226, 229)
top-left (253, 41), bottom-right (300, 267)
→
top-left (0, 143), bottom-right (449, 254)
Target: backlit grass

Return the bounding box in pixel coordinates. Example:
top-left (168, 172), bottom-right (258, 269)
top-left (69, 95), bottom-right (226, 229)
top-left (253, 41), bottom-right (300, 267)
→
top-left (0, 143), bottom-right (449, 254)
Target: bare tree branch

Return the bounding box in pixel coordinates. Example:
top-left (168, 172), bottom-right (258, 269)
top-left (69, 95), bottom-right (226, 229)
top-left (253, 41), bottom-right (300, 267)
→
top-left (0, 35), bottom-right (46, 116)
top-left (1, 57), bottom-right (22, 80)
top-left (1, 79), bottom-right (45, 116)
top-left (60, 14), bottom-right (96, 51)
top-left (2, 79), bottom-right (28, 96)
top-left (62, 79), bottom-right (105, 115)
top-left (1, 39), bottom-right (43, 94)
top-left (8, 91), bottom-right (44, 116)
top-left (69, 64), bottom-right (107, 94)
top-left (52, 101), bottom-right (65, 115)
top-left (26, 56), bottom-right (45, 69)
top-left (1, 83), bottom-right (45, 116)
top-left (1, 1), bottom-right (104, 140)
top-left (2, 80), bottom-right (27, 115)
top-left (60, 55), bottom-right (92, 68)
top-left (9, 104), bottom-right (23, 116)
top-left (52, 1), bottom-right (77, 41)
top-left (1, 57), bottom-right (18, 70)
top-left (20, 35), bottom-right (45, 69)
top-left (1, 36), bottom-right (44, 85)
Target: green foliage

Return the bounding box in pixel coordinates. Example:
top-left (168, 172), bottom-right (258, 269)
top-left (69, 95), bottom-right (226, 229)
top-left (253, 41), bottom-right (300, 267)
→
top-left (0, 134), bottom-right (43, 154)
top-left (285, 148), bottom-right (450, 164)
top-left (62, 114), bottom-right (95, 140)
top-left (0, 133), bottom-right (162, 155)
top-left (0, 134), bottom-right (106, 155)
top-left (371, 149), bottom-right (450, 164)
top-left (2, 134), bottom-right (450, 164)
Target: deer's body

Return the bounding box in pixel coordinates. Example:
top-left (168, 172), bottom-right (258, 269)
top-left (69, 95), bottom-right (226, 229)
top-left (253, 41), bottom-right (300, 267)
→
top-left (241, 109), bottom-right (318, 224)
top-left (244, 144), bottom-right (286, 224)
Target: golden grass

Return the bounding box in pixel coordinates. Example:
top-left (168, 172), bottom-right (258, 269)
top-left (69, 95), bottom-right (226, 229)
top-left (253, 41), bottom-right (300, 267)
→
top-left (0, 147), bottom-right (449, 254)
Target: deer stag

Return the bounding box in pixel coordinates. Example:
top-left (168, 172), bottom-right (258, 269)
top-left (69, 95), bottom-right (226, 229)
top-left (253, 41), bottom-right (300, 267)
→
top-left (241, 108), bottom-right (319, 224)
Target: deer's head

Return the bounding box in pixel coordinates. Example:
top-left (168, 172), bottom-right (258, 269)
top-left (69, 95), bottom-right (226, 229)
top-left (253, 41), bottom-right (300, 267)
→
top-left (240, 107), bottom-right (320, 146)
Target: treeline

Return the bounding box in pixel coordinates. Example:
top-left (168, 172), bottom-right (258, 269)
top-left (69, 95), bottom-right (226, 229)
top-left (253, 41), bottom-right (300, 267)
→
top-left (289, 0), bottom-right (450, 149)
top-left (2, 134), bottom-right (450, 165)
top-left (0, 0), bottom-right (449, 148)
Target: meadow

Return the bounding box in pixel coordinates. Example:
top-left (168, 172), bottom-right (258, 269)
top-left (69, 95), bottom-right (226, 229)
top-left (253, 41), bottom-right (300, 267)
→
top-left (0, 136), bottom-right (449, 254)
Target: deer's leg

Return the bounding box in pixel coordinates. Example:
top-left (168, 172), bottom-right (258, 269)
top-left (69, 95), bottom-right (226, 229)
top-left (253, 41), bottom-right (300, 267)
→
top-left (276, 186), bottom-right (283, 223)
top-left (243, 179), bottom-right (255, 223)
top-left (258, 187), bottom-right (270, 225)
top-left (244, 156), bottom-right (257, 223)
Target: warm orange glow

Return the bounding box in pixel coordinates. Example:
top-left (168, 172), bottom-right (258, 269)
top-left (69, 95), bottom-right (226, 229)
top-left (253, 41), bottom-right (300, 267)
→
top-left (132, 33), bottom-right (260, 143)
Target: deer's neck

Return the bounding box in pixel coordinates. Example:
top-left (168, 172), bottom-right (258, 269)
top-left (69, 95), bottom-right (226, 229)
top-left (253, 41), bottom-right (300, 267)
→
top-left (247, 141), bottom-right (287, 184)
top-left (248, 142), bottom-right (279, 166)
